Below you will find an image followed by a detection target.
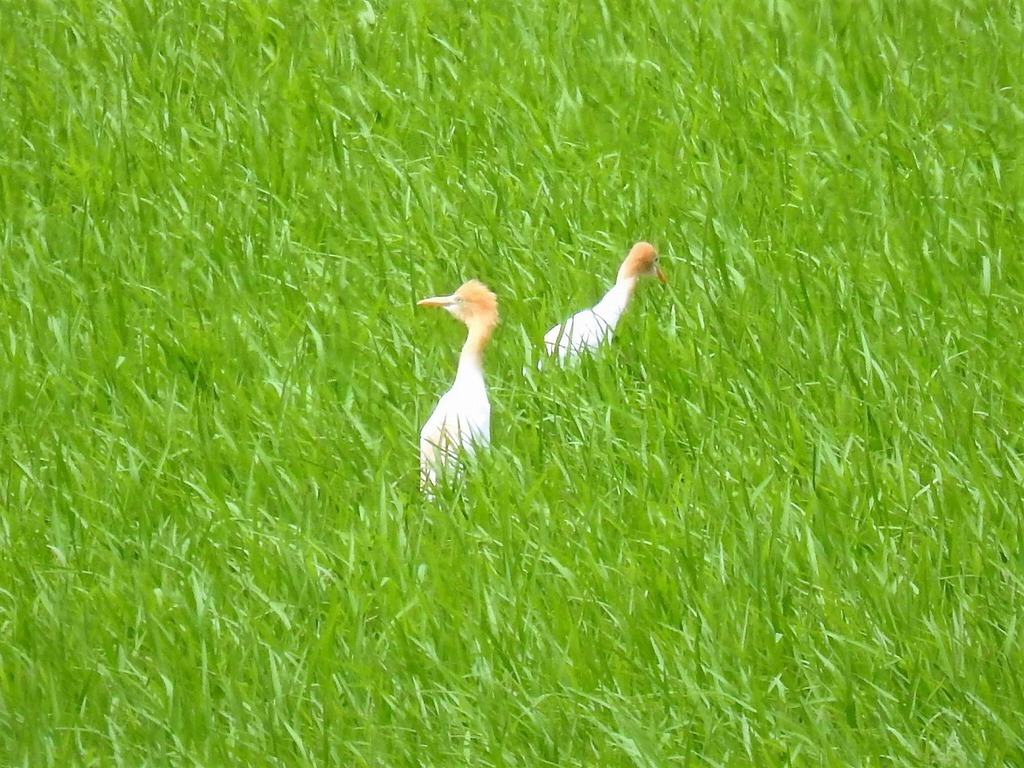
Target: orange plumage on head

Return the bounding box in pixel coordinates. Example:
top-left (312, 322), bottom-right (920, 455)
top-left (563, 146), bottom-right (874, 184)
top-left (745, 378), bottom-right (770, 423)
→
top-left (618, 242), bottom-right (666, 283)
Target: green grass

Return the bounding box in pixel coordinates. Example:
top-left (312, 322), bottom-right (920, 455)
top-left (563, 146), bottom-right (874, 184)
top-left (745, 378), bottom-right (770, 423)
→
top-left (2, 0), bottom-right (1023, 764)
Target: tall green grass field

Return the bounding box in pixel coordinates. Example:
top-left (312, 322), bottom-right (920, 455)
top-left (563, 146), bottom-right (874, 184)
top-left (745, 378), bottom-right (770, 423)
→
top-left (2, 0), bottom-right (1023, 764)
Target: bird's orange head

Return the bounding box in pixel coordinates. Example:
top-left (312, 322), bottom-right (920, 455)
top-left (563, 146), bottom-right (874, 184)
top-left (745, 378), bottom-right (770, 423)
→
top-left (617, 242), bottom-right (667, 283)
top-left (418, 279), bottom-right (499, 329)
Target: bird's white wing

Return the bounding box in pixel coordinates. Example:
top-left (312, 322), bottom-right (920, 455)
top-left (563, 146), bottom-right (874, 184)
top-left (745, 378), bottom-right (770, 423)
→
top-left (419, 382), bottom-right (490, 488)
top-left (543, 308), bottom-right (614, 363)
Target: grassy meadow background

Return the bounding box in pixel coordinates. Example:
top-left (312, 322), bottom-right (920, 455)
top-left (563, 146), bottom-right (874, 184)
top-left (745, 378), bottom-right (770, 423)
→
top-left (2, 0), bottom-right (1024, 764)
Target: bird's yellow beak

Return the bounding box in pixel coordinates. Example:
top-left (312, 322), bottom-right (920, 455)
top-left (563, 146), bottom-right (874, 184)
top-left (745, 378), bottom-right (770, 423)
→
top-left (417, 294), bottom-right (455, 308)
top-left (656, 266), bottom-right (667, 284)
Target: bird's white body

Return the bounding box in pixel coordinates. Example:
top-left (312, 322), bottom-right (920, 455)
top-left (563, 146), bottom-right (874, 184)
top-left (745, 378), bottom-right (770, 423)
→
top-left (543, 280), bottom-right (634, 363)
top-left (417, 279), bottom-right (498, 494)
top-left (419, 359), bottom-right (490, 488)
top-left (542, 242), bottom-right (665, 365)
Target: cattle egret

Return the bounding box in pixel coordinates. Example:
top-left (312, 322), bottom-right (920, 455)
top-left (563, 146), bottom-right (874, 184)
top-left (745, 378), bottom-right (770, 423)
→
top-left (417, 279), bottom-right (499, 491)
top-left (543, 242), bottom-right (666, 363)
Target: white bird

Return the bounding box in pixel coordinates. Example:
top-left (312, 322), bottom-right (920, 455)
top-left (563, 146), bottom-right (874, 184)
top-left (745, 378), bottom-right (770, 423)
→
top-left (543, 242), bottom-right (666, 363)
top-left (417, 279), bottom-right (499, 491)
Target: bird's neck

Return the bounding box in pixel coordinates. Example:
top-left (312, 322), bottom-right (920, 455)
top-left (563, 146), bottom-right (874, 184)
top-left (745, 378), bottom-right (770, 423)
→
top-left (456, 318), bottom-right (494, 381)
top-left (593, 276), bottom-right (638, 327)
